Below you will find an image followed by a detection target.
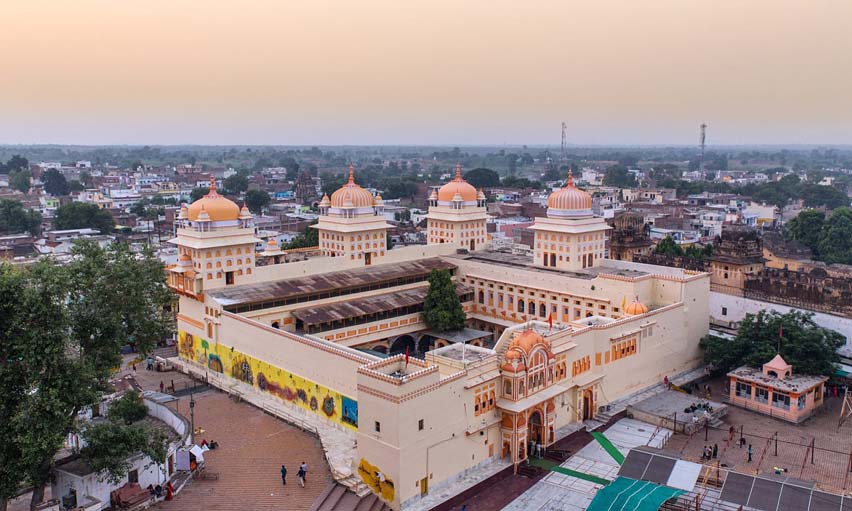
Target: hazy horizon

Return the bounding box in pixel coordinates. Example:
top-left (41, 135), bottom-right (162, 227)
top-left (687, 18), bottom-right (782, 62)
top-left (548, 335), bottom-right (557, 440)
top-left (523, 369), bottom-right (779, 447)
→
top-left (2, 0), bottom-right (851, 146)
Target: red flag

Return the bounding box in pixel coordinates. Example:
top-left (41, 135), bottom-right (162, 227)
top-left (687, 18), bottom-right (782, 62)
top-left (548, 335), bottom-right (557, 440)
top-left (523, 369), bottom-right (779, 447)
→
top-left (405, 346), bottom-right (410, 367)
top-left (548, 313), bottom-right (553, 331)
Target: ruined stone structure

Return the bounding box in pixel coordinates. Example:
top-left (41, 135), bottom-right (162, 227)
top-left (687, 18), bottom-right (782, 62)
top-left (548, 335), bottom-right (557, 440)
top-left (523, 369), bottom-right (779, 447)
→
top-left (707, 225), bottom-right (765, 295)
top-left (607, 211), bottom-right (653, 262)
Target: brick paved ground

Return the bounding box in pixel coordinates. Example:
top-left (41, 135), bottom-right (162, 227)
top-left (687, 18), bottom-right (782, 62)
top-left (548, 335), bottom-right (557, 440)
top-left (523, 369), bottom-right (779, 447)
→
top-left (662, 376), bottom-right (852, 493)
top-left (126, 357), bottom-right (332, 511)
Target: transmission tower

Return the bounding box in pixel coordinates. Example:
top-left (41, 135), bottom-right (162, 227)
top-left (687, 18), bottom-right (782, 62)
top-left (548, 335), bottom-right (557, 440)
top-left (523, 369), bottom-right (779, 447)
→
top-left (699, 123), bottom-right (707, 179)
top-left (561, 122), bottom-right (567, 163)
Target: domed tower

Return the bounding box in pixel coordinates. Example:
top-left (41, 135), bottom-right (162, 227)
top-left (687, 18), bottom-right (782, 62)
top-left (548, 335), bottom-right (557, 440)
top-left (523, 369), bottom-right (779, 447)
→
top-left (530, 170), bottom-right (610, 270)
top-left (313, 165), bottom-right (392, 265)
top-left (425, 163), bottom-right (488, 251)
top-left (167, 177), bottom-right (260, 296)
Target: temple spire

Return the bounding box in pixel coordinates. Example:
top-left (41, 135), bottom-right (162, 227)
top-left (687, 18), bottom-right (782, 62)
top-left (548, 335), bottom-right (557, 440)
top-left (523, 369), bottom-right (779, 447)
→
top-left (209, 176), bottom-right (217, 191)
top-left (348, 164), bottom-right (355, 184)
top-left (566, 168), bottom-right (574, 187)
top-left (455, 162), bottom-right (462, 180)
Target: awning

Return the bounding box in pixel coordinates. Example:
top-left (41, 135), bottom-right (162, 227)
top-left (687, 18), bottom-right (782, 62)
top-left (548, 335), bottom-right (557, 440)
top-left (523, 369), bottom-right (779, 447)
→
top-left (586, 477), bottom-right (684, 511)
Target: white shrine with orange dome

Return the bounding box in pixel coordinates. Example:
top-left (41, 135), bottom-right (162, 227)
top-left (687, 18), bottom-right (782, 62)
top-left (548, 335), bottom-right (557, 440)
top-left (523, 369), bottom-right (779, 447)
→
top-left (314, 165), bottom-right (393, 265)
top-left (530, 170), bottom-right (611, 271)
top-left (425, 163), bottom-right (488, 251)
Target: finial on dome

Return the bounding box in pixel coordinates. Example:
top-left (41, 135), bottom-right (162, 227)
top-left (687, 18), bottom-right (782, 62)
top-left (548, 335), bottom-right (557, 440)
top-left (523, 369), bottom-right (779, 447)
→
top-left (455, 162), bottom-right (462, 181)
top-left (348, 164), bottom-right (355, 184)
top-left (209, 176), bottom-right (217, 191)
top-left (567, 168), bottom-right (574, 187)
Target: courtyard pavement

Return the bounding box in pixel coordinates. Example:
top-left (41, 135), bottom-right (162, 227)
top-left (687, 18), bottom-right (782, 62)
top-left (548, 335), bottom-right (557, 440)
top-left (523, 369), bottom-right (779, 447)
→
top-left (129, 360), bottom-right (333, 511)
top-left (503, 418), bottom-right (670, 511)
top-left (662, 375), bottom-right (852, 494)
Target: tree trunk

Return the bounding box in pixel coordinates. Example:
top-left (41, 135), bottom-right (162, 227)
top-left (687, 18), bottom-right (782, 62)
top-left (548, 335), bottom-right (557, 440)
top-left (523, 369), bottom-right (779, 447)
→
top-left (29, 485), bottom-right (44, 511)
top-left (1, 496), bottom-right (8, 511)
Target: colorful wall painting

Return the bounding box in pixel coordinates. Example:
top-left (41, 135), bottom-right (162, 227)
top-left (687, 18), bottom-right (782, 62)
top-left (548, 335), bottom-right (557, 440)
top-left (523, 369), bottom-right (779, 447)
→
top-left (357, 458), bottom-right (395, 503)
top-left (177, 330), bottom-right (358, 430)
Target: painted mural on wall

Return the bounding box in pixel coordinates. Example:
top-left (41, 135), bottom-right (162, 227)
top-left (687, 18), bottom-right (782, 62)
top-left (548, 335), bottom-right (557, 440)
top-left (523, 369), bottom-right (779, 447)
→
top-left (177, 330), bottom-right (358, 430)
top-left (357, 458), bottom-right (395, 503)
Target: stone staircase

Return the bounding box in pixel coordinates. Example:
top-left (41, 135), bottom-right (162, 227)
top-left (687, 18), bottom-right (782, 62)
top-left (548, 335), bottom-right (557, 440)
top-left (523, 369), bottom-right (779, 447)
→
top-left (596, 366), bottom-right (710, 423)
top-left (309, 483), bottom-right (391, 511)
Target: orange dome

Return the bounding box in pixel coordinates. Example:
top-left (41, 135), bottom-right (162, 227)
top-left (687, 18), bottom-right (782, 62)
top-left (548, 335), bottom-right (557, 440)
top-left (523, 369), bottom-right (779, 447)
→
top-left (501, 360), bottom-right (526, 373)
top-left (509, 329), bottom-right (547, 354)
top-left (187, 178), bottom-right (240, 222)
top-left (547, 170), bottom-right (592, 211)
top-left (624, 299), bottom-right (648, 316)
top-left (330, 165), bottom-right (375, 209)
top-left (437, 163), bottom-right (477, 202)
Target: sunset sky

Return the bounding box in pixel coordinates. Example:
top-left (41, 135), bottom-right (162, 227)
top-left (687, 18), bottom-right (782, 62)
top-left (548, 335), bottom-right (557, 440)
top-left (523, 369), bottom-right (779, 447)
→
top-left (1, 0), bottom-right (851, 146)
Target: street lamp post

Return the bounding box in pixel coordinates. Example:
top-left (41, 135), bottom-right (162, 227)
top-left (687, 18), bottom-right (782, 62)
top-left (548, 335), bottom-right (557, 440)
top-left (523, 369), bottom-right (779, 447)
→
top-left (189, 393), bottom-right (196, 445)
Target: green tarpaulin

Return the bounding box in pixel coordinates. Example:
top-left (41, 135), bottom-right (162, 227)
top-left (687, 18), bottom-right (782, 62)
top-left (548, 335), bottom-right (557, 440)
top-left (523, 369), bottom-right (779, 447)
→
top-left (586, 477), bottom-right (684, 511)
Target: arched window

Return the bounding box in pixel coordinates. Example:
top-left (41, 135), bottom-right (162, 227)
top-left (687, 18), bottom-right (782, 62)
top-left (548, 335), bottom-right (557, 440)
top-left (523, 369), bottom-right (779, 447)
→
top-left (518, 300), bottom-right (525, 313)
top-left (529, 302), bottom-right (536, 315)
top-left (479, 291), bottom-right (485, 304)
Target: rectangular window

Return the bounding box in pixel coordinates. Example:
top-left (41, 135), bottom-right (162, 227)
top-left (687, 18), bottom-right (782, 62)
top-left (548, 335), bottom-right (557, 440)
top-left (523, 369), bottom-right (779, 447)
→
top-left (374, 421), bottom-right (381, 432)
top-left (418, 419), bottom-right (424, 431)
top-left (797, 395), bottom-right (806, 410)
top-left (735, 381), bottom-right (752, 398)
top-left (772, 391), bottom-right (790, 410)
top-left (722, 307), bottom-right (728, 316)
top-left (755, 387), bottom-right (769, 404)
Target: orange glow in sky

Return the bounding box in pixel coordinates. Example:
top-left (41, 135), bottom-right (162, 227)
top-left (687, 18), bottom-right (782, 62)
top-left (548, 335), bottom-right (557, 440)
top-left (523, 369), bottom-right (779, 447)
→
top-left (1, 0), bottom-right (851, 145)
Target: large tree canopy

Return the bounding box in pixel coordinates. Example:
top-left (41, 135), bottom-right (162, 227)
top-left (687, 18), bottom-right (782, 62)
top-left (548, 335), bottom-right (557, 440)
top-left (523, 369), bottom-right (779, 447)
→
top-left (0, 199), bottom-right (42, 236)
top-left (602, 165), bottom-right (638, 188)
top-left (786, 207), bottom-right (852, 264)
top-left (464, 168), bottom-right (500, 189)
top-left (422, 269), bottom-right (466, 332)
top-left (0, 241), bottom-right (174, 509)
top-left (54, 202), bottom-right (115, 233)
top-left (245, 189), bottom-right (271, 214)
top-left (700, 310), bottom-right (843, 376)
top-left (42, 169), bottom-right (69, 196)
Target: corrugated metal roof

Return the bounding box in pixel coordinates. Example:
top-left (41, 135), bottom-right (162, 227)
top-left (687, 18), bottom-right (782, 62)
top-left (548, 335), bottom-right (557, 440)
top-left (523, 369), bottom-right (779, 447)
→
top-left (208, 258), bottom-right (456, 308)
top-left (290, 283), bottom-right (470, 326)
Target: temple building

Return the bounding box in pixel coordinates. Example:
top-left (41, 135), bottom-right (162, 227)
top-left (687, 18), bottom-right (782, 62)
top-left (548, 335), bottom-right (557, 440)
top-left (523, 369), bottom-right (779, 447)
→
top-left (529, 170), bottom-right (610, 270)
top-left (166, 172), bottom-right (710, 510)
top-left (727, 355), bottom-right (827, 423)
top-left (315, 165), bottom-right (392, 265)
top-left (425, 163), bottom-right (488, 250)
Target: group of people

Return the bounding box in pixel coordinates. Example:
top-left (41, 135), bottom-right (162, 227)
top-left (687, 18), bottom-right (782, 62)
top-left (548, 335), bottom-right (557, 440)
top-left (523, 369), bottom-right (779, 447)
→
top-left (280, 462), bottom-right (309, 488)
top-left (685, 401), bottom-right (714, 414)
top-left (701, 444), bottom-right (718, 460)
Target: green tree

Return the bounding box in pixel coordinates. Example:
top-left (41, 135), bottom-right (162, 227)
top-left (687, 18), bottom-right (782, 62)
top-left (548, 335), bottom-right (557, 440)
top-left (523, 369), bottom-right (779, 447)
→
top-left (386, 232), bottom-right (395, 250)
top-left (0, 199), bottom-right (42, 235)
top-left (54, 202), bottom-right (115, 233)
top-left (653, 236), bottom-right (683, 257)
top-left (817, 207), bottom-right (852, 264)
top-left (0, 241), bottom-right (174, 508)
top-left (699, 310), bottom-right (843, 376)
top-left (602, 165), bottom-right (637, 188)
top-left (42, 169), bottom-right (69, 196)
top-left (2, 155), bottom-right (29, 173)
top-left (245, 189), bottom-right (271, 214)
top-left (8, 169), bottom-right (31, 193)
top-left (283, 221), bottom-right (319, 249)
top-left (108, 391), bottom-right (148, 425)
top-left (785, 209), bottom-right (825, 254)
top-left (422, 269), bottom-right (466, 332)
top-left (80, 421), bottom-right (169, 484)
top-left (190, 187), bottom-right (208, 202)
top-left (223, 173), bottom-right (249, 194)
top-left (463, 168), bottom-right (500, 188)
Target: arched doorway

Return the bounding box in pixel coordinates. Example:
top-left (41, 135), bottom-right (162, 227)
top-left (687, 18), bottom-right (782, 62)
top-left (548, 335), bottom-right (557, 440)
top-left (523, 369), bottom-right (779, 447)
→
top-left (390, 335), bottom-right (415, 356)
top-left (418, 335), bottom-right (435, 356)
top-left (528, 410), bottom-right (543, 445)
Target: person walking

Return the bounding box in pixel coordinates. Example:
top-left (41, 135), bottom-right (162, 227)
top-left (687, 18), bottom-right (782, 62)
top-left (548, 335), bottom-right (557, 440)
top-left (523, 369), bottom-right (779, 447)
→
top-left (297, 465), bottom-right (306, 488)
top-left (300, 462), bottom-right (308, 482)
top-left (712, 444), bottom-right (718, 459)
top-left (747, 444), bottom-right (753, 463)
top-left (280, 465), bottom-right (287, 486)
top-left (159, 381), bottom-right (165, 393)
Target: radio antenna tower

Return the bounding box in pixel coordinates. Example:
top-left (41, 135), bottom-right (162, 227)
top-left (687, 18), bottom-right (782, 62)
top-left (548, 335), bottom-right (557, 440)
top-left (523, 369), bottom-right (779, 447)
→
top-left (699, 123), bottom-right (707, 179)
top-left (560, 122), bottom-right (567, 163)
